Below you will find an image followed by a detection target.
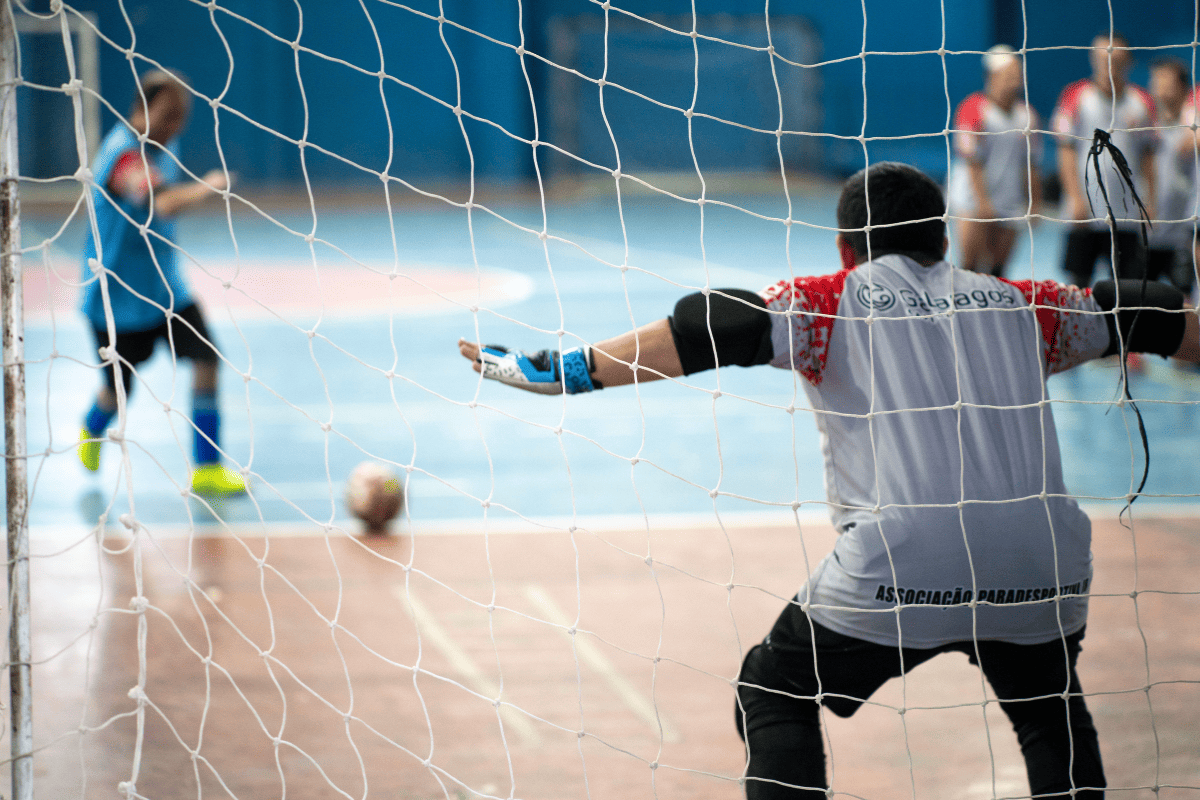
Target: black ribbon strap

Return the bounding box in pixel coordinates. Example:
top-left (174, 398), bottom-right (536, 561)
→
top-left (1084, 127), bottom-right (1152, 245)
top-left (1084, 127), bottom-right (1153, 512)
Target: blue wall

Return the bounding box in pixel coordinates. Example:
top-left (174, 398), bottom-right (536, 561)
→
top-left (19, 0), bottom-right (1200, 186)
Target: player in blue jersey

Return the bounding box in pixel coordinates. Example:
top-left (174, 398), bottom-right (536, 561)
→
top-left (77, 70), bottom-right (245, 495)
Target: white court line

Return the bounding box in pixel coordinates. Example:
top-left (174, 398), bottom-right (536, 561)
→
top-left (31, 502), bottom-right (1200, 541)
top-left (965, 766), bottom-right (1026, 800)
top-left (523, 584), bottom-right (681, 744)
top-left (390, 585), bottom-right (541, 747)
top-left (55, 509), bottom-right (834, 540)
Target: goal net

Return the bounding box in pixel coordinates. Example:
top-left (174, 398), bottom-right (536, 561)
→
top-left (6, 0), bottom-right (1200, 799)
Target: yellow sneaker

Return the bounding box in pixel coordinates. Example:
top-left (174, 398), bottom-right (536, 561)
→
top-left (78, 427), bottom-right (101, 472)
top-left (190, 464), bottom-right (248, 495)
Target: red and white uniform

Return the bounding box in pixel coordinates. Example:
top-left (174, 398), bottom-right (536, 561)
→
top-left (1154, 93), bottom-right (1200, 251)
top-left (947, 92), bottom-right (1042, 224)
top-left (761, 255), bottom-right (1110, 648)
top-left (1052, 79), bottom-right (1158, 228)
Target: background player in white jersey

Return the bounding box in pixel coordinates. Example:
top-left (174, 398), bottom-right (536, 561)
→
top-left (458, 163), bottom-right (1199, 798)
top-left (77, 71), bottom-right (247, 495)
top-left (947, 44), bottom-right (1043, 276)
top-left (1148, 56), bottom-right (1199, 297)
top-left (1052, 32), bottom-right (1159, 286)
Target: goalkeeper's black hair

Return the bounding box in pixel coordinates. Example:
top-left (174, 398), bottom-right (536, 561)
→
top-left (1084, 128), bottom-right (1153, 518)
top-left (837, 162), bottom-right (946, 264)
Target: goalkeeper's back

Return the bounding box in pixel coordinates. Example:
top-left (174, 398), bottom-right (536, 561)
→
top-left (764, 254), bottom-right (1111, 647)
top-left (763, 163), bottom-right (1112, 648)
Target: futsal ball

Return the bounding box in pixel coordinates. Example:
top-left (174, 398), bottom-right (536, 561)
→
top-left (344, 461), bottom-right (404, 533)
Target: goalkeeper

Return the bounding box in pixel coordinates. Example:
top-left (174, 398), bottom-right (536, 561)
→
top-left (77, 70), bottom-right (245, 495)
top-left (458, 162), bottom-right (1199, 799)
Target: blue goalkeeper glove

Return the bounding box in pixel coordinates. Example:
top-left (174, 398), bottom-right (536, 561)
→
top-left (476, 345), bottom-right (600, 394)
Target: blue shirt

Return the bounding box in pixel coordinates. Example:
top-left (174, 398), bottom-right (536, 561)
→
top-left (81, 125), bottom-right (193, 333)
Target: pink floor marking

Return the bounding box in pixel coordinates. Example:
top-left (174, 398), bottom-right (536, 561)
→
top-left (22, 258), bottom-right (532, 324)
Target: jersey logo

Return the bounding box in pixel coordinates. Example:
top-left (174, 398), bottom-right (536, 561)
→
top-left (854, 282), bottom-right (1020, 316)
top-left (855, 282), bottom-right (897, 311)
top-left (906, 286), bottom-right (1019, 313)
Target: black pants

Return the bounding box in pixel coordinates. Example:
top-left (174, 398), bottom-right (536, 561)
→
top-left (1063, 228), bottom-right (1146, 287)
top-left (735, 600), bottom-right (1106, 799)
top-left (90, 303), bottom-right (217, 395)
top-left (1147, 246), bottom-right (1198, 294)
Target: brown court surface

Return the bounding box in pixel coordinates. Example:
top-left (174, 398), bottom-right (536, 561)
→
top-left (17, 511), bottom-right (1200, 800)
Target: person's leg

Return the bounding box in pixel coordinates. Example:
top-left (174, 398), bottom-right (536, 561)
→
top-left (986, 224), bottom-right (1020, 278)
top-left (1113, 231), bottom-right (1148, 282)
top-left (1172, 245), bottom-right (1198, 297)
top-left (170, 304), bottom-right (245, 493)
top-left (1185, 244), bottom-right (1200, 305)
top-left (736, 642), bottom-right (826, 799)
top-left (735, 600), bottom-right (940, 799)
top-left (83, 384), bottom-right (117, 437)
top-left (1062, 228), bottom-right (1101, 287)
top-left (971, 630), bottom-right (1105, 799)
top-left (1145, 248), bottom-right (1172, 284)
top-left (79, 324), bottom-right (155, 471)
top-left (191, 359), bottom-right (221, 465)
top-left (956, 219), bottom-right (993, 274)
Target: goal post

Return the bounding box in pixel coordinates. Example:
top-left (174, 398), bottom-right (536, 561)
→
top-left (0, 3), bottom-right (30, 800)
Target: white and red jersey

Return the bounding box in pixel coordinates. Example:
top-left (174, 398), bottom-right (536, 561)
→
top-left (1052, 78), bottom-right (1158, 228)
top-left (761, 255), bottom-right (1110, 648)
top-left (947, 92), bottom-right (1042, 222)
top-left (1153, 93), bottom-right (1200, 250)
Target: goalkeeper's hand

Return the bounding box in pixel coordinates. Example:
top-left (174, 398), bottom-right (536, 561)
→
top-left (458, 339), bottom-right (599, 394)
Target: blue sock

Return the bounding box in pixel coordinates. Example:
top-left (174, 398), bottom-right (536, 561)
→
top-left (84, 401), bottom-right (115, 436)
top-left (193, 390), bottom-right (220, 466)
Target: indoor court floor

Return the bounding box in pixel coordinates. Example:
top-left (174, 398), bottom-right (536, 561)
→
top-left (14, 180), bottom-right (1200, 798)
top-left (26, 513), bottom-right (1200, 799)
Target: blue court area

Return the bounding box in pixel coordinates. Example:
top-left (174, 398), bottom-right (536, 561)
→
top-left (21, 181), bottom-right (1200, 533)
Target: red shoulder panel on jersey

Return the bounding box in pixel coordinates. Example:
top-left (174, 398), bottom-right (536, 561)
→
top-left (999, 278), bottom-right (1062, 361)
top-left (1130, 84), bottom-right (1158, 123)
top-left (1054, 79), bottom-right (1091, 122)
top-left (761, 268), bottom-right (852, 385)
top-left (998, 277), bottom-right (1094, 368)
top-left (954, 92), bottom-right (988, 132)
top-left (108, 149), bottom-right (160, 199)
top-left (1182, 87), bottom-right (1200, 125)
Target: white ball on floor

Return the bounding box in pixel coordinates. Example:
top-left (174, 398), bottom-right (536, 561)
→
top-left (344, 461), bottom-right (404, 533)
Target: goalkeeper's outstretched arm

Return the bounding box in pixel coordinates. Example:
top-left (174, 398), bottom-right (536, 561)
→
top-left (458, 280), bottom-right (1200, 392)
top-left (458, 318), bottom-right (683, 393)
top-left (458, 288), bottom-right (773, 394)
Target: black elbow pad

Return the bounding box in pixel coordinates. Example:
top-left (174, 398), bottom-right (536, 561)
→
top-left (1092, 280), bottom-right (1188, 357)
top-left (668, 289), bottom-right (774, 376)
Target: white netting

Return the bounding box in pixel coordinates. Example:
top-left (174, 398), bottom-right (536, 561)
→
top-left (5, 1), bottom-right (1200, 799)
